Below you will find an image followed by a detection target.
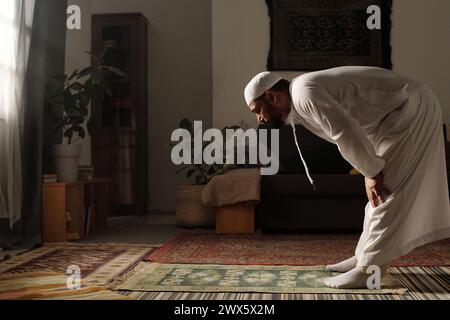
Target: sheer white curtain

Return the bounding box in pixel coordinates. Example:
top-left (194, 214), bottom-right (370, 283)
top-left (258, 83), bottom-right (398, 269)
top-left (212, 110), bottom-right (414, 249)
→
top-left (0, 0), bottom-right (35, 228)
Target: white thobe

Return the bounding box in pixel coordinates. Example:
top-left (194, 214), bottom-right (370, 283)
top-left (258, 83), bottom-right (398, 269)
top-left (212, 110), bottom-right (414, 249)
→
top-left (287, 66), bottom-right (450, 267)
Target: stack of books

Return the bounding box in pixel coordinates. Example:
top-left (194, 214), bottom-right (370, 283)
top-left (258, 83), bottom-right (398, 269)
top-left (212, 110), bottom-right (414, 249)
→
top-left (42, 174), bottom-right (58, 184)
top-left (78, 166), bottom-right (94, 181)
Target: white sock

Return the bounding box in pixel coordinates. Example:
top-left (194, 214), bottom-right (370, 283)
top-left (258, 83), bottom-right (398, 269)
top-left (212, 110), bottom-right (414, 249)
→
top-left (324, 265), bottom-right (389, 289)
top-left (324, 267), bottom-right (369, 289)
top-left (326, 256), bottom-right (357, 273)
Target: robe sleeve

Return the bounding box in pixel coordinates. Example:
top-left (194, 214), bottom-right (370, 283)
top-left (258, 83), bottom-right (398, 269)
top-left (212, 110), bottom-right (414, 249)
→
top-left (293, 82), bottom-right (385, 178)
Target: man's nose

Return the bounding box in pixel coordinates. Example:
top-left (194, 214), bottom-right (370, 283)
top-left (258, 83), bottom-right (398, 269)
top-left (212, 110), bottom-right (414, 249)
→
top-left (257, 115), bottom-right (266, 124)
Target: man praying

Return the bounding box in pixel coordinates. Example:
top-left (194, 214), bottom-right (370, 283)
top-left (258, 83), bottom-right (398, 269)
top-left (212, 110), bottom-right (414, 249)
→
top-left (244, 66), bottom-right (450, 289)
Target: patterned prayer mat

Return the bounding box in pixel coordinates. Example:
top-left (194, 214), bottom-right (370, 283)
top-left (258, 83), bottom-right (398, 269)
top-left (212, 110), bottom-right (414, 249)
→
top-left (0, 243), bottom-right (157, 286)
top-left (0, 272), bottom-right (132, 300)
top-left (117, 266), bottom-right (449, 300)
top-left (145, 233), bottom-right (450, 267)
top-left (112, 262), bottom-right (407, 295)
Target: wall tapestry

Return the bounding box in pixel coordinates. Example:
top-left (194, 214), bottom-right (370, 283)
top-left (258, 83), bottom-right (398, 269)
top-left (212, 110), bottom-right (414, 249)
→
top-left (267, 0), bottom-right (393, 71)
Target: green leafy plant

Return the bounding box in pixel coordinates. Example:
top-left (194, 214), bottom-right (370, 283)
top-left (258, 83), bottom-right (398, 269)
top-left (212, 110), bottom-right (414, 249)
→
top-left (47, 50), bottom-right (127, 145)
top-left (170, 118), bottom-right (243, 185)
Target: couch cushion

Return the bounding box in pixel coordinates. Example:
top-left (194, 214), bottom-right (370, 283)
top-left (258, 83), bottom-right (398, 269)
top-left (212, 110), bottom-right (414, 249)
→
top-left (261, 174), bottom-right (366, 197)
top-left (259, 124), bottom-right (353, 175)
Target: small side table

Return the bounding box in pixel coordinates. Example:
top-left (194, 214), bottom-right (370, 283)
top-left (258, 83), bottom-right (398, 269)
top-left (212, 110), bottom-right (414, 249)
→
top-left (216, 203), bottom-right (255, 234)
top-left (42, 179), bottom-right (110, 243)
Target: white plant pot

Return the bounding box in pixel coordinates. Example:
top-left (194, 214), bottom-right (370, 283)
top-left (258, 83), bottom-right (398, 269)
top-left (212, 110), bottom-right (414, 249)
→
top-left (52, 144), bottom-right (82, 183)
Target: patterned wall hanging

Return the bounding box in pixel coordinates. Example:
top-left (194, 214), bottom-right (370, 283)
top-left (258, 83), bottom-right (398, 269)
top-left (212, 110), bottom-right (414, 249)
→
top-left (267, 0), bottom-right (393, 71)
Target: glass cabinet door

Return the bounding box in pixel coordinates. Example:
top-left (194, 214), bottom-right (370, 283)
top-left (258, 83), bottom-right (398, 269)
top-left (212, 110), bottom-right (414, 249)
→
top-left (101, 25), bottom-right (134, 129)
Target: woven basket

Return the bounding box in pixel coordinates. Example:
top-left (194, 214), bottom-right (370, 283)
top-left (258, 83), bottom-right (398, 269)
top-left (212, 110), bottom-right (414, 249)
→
top-left (176, 185), bottom-right (215, 228)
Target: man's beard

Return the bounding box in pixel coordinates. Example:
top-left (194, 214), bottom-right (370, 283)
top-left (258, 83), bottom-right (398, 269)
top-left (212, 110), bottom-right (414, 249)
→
top-left (268, 117), bottom-right (285, 129)
top-left (261, 98), bottom-right (286, 129)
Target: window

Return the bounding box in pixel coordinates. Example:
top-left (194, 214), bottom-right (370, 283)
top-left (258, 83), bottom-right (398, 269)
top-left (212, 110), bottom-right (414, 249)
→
top-left (0, 0), bottom-right (34, 120)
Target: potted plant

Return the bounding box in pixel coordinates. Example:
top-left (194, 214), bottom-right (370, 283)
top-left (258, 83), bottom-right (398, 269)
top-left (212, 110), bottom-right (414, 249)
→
top-left (47, 51), bottom-right (126, 182)
top-left (170, 118), bottom-right (241, 228)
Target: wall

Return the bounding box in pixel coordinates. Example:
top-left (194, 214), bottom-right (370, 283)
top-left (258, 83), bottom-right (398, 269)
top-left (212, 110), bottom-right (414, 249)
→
top-left (65, 0), bottom-right (212, 213)
top-left (212, 0), bottom-right (450, 129)
top-left (391, 0), bottom-right (450, 122)
top-left (64, 0), bottom-right (450, 213)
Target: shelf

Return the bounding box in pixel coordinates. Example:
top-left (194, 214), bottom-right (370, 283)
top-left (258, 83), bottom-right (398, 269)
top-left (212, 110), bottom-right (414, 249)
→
top-left (105, 46), bottom-right (131, 51)
top-left (92, 13), bottom-right (148, 216)
top-left (42, 180), bottom-right (109, 242)
top-left (108, 79), bottom-right (132, 83)
top-left (103, 106), bottom-right (133, 110)
top-left (104, 101), bottom-right (132, 107)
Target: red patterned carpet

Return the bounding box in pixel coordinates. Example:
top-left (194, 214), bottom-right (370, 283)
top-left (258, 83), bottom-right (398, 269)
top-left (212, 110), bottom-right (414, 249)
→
top-left (145, 233), bottom-right (450, 267)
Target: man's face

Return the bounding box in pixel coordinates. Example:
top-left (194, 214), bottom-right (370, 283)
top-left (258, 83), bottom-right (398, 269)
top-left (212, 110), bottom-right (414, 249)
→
top-left (249, 96), bottom-right (285, 129)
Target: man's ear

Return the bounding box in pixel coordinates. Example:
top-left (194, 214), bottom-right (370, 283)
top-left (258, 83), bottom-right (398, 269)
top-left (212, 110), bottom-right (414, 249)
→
top-left (265, 90), bottom-right (277, 104)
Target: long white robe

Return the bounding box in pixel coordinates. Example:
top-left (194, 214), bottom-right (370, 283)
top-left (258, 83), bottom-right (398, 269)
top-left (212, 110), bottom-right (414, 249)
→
top-left (287, 66), bottom-right (450, 267)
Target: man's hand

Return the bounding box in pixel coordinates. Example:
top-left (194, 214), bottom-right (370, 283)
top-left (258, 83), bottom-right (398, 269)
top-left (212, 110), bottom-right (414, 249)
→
top-left (365, 172), bottom-right (390, 208)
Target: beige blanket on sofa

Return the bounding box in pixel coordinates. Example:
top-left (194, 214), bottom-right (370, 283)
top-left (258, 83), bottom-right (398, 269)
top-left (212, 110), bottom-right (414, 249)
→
top-left (201, 169), bottom-right (261, 207)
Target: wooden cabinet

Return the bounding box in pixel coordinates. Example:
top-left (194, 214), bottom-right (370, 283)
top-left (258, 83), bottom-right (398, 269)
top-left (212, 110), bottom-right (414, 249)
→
top-left (91, 13), bottom-right (148, 216)
top-left (42, 180), bottom-right (109, 243)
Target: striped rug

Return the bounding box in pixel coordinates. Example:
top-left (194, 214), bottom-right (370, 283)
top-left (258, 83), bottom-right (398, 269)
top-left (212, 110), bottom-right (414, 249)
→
top-left (0, 242), bottom-right (157, 286)
top-left (0, 243), bottom-right (158, 300)
top-left (116, 267), bottom-right (449, 300)
top-left (0, 272), bottom-right (132, 300)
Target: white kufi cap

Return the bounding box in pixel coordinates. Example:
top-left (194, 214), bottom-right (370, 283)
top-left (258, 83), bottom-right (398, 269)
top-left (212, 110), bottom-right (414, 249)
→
top-left (244, 72), bottom-right (282, 107)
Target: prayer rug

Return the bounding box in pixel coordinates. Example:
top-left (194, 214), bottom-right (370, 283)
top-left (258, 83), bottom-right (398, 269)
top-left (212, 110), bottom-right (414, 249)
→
top-left (145, 233), bottom-right (450, 267)
top-left (0, 272), bottom-right (132, 300)
top-left (112, 262), bottom-right (407, 295)
top-left (117, 266), bottom-right (449, 300)
top-left (0, 243), bottom-right (157, 286)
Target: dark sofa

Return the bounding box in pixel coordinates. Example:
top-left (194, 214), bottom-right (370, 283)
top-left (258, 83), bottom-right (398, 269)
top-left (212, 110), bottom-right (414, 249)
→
top-left (255, 125), bottom-right (368, 233)
top-left (256, 125), bottom-right (450, 233)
